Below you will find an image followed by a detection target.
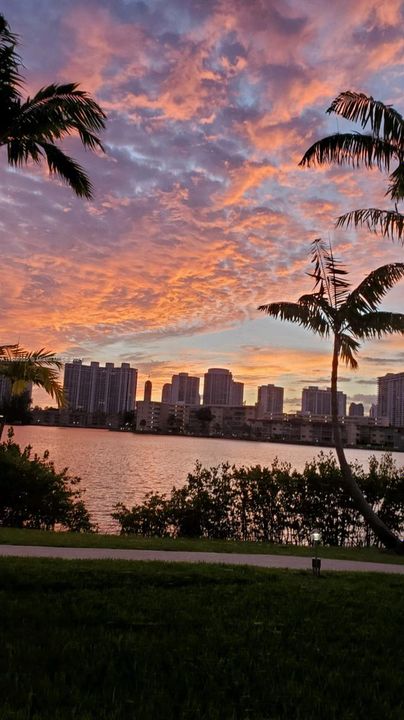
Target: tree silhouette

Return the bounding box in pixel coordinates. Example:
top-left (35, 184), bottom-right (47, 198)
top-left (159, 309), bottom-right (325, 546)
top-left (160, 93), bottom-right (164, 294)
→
top-left (0, 345), bottom-right (64, 439)
top-left (259, 239), bottom-right (404, 552)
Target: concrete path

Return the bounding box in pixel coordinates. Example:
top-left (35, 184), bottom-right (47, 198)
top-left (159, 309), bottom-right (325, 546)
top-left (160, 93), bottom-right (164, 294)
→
top-left (1, 544), bottom-right (404, 574)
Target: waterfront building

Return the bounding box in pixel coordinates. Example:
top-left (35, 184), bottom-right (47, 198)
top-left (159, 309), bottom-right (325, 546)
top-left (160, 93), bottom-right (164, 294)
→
top-left (136, 400), bottom-right (165, 431)
top-left (203, 368), bottom-right (232, 405)
top-left (161, 383), bottom-right (172, 403)
top-left (378, 372), bottom-right (404, 427)
top-left (256, 384), bottom-right (284, 417)
top-left (187, 404), bottom-right (255, 436)
top-left (203, 368), bottom-right (242, 406)
top-left (301, 386), bottom-right (346, 417)
top-left (144, 380), bottom-right (152, 402)
top-left (230, 381), bottom-right (244, 406)
top-left (171, 372), bottom-right (200, 405)
top-left (63, 359), bottom-right (137, 415)
top-left (136, 400), bottom-right (190, 432)
top-left (348, 402), bottom-right (364, 417)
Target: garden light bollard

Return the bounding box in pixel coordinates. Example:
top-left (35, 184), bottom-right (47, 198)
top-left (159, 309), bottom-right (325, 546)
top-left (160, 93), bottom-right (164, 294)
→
top-left (311, 531), bottom-right (321, 576)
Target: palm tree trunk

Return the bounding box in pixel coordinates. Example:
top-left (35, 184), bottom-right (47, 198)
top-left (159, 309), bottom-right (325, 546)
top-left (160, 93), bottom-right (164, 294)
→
top-left (331, 335), bottom-right (404, 553)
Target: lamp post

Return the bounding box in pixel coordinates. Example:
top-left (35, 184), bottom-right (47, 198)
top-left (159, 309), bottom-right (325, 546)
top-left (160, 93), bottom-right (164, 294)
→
top-left (311, 531), bottom-right (321, 576)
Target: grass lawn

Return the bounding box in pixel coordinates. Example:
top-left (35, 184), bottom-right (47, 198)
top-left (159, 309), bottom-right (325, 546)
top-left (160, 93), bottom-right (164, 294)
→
top-left (1, 526), bottom-right (404, 564)
top-left (0, 558), bottom-right (403, 719)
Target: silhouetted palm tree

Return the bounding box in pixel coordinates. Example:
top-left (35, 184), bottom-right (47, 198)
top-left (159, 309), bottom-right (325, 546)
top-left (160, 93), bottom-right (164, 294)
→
top-left (300, 91), bottom-right (404, 243)
top-left (259, 239), bottom-right (404, 551)
top-left (0, 14), bottom-right (105, 199)
top-left (0, 345), bottom-right (64, 438)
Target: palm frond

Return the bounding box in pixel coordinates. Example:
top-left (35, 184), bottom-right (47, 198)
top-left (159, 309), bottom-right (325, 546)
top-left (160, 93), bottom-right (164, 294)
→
top-left (309, 238), bottom-right (350, 309)
top-left (336, 208), bottom-right (404, 244)
top-left (39, 143), bottom-right (93, 199)
top-left (24, 348), bottom-right (63, 370)
top-left (299, 133), bottom-right (397, 171)
top-left (297, 292), bottom-right (335, 325)
top-left (0, 15), bottom-right (22, 110)
top-left (347, 263), bottom-right (404, 313)
top-left (0, 346), bottom-right (65, 407)
top-left (339, 333), bottom-right (360, 369)
top-left (258, 301), bottom-right (330, 337)
top-left (387, 164), bottom-right (404, 202)
top-left (350, 311), bottom-right (404, 339)
top-left (0, 343), bottom-right (26, 359)
top-left (6, 138), bottom-right (94, 198)
top-left (7, 136), bottom-right (41, 164)
top-left (20, 83), bottom-right (106, 132)
top-left (327, 91), bottom-right (404, 145)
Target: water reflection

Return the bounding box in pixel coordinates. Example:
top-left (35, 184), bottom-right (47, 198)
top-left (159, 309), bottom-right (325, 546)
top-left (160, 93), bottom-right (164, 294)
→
top-left (9, 426), bottom-right (404, 533)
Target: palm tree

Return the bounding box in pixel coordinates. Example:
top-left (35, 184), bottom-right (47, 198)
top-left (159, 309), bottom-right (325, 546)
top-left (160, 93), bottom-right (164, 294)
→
top-left (259, 239), bottom-right (404, 552)
top-left (0, 14), bottom-right (106, 199)
top-left (299, 91), bottom-right (404, 243)
top-left (0, 344), bottom-right (64, 439)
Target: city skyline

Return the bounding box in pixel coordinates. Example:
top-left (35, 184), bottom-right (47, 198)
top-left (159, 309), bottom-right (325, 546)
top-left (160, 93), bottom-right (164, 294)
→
top-left (2, 1), bottom-right (404, 412)
top-left (59, 358), bottom-right (382, 414)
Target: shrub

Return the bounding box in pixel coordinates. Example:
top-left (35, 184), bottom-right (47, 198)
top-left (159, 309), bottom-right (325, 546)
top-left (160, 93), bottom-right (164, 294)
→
top-left (113, 453), bottom-right (404, 547)
top-left (0, 429), bottom-right (95, 532)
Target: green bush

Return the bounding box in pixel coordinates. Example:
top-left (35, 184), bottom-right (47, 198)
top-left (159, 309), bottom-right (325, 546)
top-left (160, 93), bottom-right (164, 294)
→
top-left (113, 453), bottom-right (404, 547)
top-left (0, 429), bottom-right (95, 532)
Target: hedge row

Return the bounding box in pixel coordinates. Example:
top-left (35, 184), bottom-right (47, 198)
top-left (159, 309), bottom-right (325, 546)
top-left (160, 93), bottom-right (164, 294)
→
top-left (113, 453), bottom-right (404, 546)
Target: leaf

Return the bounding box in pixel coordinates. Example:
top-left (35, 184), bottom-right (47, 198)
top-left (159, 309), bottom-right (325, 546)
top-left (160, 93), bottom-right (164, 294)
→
top-left (299, 133), bottom-right (397, 172)
top-left (346, 263), bottom-right (404, 313)
top-left (336, 208), bottom-right (404, 244)
top-left (327, 91), bottom-right (404, 145)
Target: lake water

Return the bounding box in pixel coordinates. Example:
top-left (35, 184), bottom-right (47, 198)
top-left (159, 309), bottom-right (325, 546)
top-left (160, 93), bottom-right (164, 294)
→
top-left (7, 425), bottom-right (404, 532)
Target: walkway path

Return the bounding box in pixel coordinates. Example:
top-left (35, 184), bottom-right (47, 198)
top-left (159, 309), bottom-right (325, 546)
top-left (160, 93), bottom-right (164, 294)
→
top-left (1, 544), bottom-right (404, 574)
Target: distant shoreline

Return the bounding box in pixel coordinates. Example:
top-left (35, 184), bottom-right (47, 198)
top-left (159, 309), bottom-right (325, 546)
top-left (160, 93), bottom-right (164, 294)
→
top-left (9, 423), bottom-right (404, 454)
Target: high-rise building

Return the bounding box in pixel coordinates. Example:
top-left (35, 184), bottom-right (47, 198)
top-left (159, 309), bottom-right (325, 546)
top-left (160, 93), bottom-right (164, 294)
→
top-left (144, 380), bottom-right (152, 402)
top-left (186, 376), bottom-right (200, 405)
top-left (161, 383), bottom-right (172, 403)
top-left (203, 368), bottom-right (244, 406)
top-left (256, 384), bottom-right (284, 417)
top-left (230, 381), bottom-right (244, 406)
top-left (378, 372), bottom-right (404, 427)
top-left (63, 359), bottom-right (137, 415)
top-left (348, 402), bottom-right (364, 417)
top-left (203, 368), bottom-right (232, 405)
top-left (369, 403), bottom-right (378, 419)
top-left (170, 373), bottom-right (200, 405)
top-left (301, 386), bottom-right (346, 417)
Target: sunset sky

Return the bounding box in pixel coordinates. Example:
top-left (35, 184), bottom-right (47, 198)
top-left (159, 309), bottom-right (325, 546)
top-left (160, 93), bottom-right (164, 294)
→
top-left (2, 0), bottom-right (404, 410)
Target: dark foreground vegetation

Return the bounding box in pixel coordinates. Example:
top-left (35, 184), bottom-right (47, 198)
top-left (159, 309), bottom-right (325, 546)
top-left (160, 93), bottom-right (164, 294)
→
top-left (0, 430), bottom-right (94, 532)
top-left (0, 558), bottom-right (403, 720)
top-left (113, 453), bottom-right (404, 547)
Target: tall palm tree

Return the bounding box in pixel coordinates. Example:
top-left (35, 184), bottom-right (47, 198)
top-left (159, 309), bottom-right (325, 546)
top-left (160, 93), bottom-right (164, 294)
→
top-left (299, 91), bottom-right (404, 243)
top-left (0, 344), bottom-right (64, 439)
top-left (259, 239), bottom-right (404, 552)
top-left (0, 14), bottom-right (106, 199)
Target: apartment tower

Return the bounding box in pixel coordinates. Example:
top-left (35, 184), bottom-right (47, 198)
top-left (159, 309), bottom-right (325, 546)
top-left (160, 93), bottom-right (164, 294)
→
top-left (378, 372), bottom-right (404, 427)
top-left (256, 384), bottom-right (284, 417)
top-left (63, 360), bottom-right (137, 414)
top-left (301, 386), bottom-right (346, 417)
